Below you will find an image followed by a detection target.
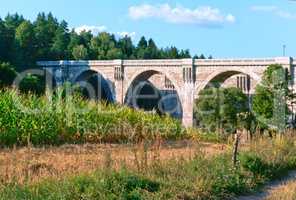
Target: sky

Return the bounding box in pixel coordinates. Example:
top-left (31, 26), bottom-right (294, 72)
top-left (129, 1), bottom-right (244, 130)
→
top-left (0, 0), bottom-right (296, 58)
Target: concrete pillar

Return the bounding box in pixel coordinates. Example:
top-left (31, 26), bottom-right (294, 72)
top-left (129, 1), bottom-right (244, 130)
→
top-left (181, 58), bottom-right (195, 127)
top-left (113, 60), bottom-right (124, 104)
top-left (181, 83), bottom-right (194, 127)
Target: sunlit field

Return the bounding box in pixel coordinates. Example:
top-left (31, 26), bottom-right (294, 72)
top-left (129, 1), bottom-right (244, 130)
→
top-left (0, 135), bottom-right (296, 199)
top-left (1, 7), bottom-right (296, 199)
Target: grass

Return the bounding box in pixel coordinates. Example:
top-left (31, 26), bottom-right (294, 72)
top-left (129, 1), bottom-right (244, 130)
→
top-left (1, 88), bottom-right (296, 199)
top-left (0, 88), bottom-right (184, 146)
top-left (0, 140), bottom-right (226, 185)
top-left (0, 136), bottom-right (296, 199)
top-left (265, 180), bottom-right (296, 200)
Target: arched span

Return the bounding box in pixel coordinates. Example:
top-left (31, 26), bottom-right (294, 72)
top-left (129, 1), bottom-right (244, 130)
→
top-left (124, 70), bottom-right (183, 119)
top-left (195, 69), bottom-right (261, 98)
top-left (124, 68), bottom-right (182, 98)
top-left (75, 70), bottom-right (114, 102)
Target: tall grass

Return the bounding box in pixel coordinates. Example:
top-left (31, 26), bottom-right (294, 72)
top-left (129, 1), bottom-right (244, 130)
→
top-left (265, 180), bottom-right (296, 200)
top-left (0, 136), bottom-right (296, 199)
top-left (0, 89), bottom-right (183, 146)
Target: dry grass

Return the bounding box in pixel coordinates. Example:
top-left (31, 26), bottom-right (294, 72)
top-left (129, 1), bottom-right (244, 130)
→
top-left (0, 140), bottom-right (227, 185)
top-left (265, 180), bottom-right (296, 200)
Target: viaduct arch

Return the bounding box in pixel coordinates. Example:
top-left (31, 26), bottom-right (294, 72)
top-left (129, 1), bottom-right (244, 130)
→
top-left (37, 57), bottom-right (296, 127)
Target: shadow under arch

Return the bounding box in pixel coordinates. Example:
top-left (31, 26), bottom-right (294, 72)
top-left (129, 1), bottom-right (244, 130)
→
top-left (193, 69), bottom-right (261, 126)
top-left (75, 70), bottom-right (114, 102)
top-left (124, 70), bottom-right (183, 119)
top-left (195, 70), bottom-right (261, 98)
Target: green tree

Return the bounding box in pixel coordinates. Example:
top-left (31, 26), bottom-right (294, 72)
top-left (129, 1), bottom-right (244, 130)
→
top-left (196, 87), bottom-right (249, 134)
top-left (136, 36), bottom-right (149, 59)
top-left (90, 32), bottom-right (122, 59)
top-left (4, 13), bottom-right (25, 63)
top-left (146, 38), bottom-right (159, 59)
top-left (15, 20), bottom-right (36, 70)
top-left (118, 36), bottom-right (135, 59)
top-left (252, 64), bottom-right (290, 133)
top-left (166, 47), bottom-right (179, 58)
top-left (51, 20), bottom-right (70, 60)
top-left (72, 45), bottom-right (88, 60)
top-left (137, 36), bottom-right (147, 49)
top-left (196, 87), bottom-right (249, 166)
top-left (34, 13), bottom-right (59, 60)
top-left (5, 13), bottom-right (25, 31)
top-left (179, 49), bottom-right (191, 58)
top-left (0, 62), bottom-right (17, 88)
top-left (0, 18), bottom-right (9, 61)
top-left (199, 54), bottom-right (206, 59)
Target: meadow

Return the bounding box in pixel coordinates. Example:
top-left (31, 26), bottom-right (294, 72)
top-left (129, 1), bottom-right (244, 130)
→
top-left (1, 89), bottom-right (296, 199)
top-left (0, 136), bottom-right (296, 199)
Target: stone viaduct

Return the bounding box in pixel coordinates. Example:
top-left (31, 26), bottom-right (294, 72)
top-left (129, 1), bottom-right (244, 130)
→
top-left (37, 57), bottom-right (296, 127)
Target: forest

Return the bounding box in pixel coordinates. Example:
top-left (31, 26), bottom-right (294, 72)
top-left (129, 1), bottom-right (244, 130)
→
top-left (0, 12), bottom-right (210, 74)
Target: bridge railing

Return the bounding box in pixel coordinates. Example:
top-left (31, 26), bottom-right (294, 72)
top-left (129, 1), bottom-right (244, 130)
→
top-left (37, 57), bottom-right (293, 68)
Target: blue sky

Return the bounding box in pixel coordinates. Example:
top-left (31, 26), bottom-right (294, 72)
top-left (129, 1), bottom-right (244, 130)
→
top-left (1, 0), bottom-right (296, 58)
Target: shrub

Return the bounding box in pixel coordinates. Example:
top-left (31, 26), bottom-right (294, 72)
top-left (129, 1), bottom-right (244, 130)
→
top-left (240, 153), bottom-right (269, 177)
top-left (0, 62), bottom-right (17, 88)
top-left (19, 74), bottom-right (45, 95)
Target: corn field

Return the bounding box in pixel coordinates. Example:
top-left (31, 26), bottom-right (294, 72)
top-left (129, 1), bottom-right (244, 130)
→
top-left (0, 89), bottom-right (183, 146)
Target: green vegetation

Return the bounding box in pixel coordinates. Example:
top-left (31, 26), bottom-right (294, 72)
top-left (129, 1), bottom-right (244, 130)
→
top-left (252, 64), bottom-right (291, 133)
top-left (1, 136), bottom-right (296, 200)
top-left (0, 89), bottom-right (183, 146)
top-left (195, 64), bottom-right (292, 137)
top-left (0, 13), bottom-right (210, 75)
top-left (0, 12), bottom-right (295, 200)
top-left (195, 87), bottom-right (250, 135)
top-left (0, 62), bottom-right (16, 88)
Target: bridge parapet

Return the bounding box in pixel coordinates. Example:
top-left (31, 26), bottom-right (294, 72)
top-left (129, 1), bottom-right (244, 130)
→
top-left (38, 57), bottom-right (294, 68)
top-left (195, 57), bottom-right (292, 67)
top-left (37, 60), bottom-right (90, 67)
top-left (122, 59), bottom-right (184, 67)
top-left (38, 59), bottom-right (189, 68)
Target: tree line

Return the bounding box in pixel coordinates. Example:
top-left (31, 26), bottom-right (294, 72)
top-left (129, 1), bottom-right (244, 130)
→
top-left (0, 12), bottom-right (210, 92)
top-left (0, 13), bottom-right (210, 73)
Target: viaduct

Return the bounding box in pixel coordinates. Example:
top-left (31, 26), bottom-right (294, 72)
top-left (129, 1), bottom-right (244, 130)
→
top-left (37, 57), bottom-right (296, 127)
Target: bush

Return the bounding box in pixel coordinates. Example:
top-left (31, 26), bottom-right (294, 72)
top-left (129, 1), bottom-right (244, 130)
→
top-left (19, 74), bottom-right (45, 95)
top-left (0, 62), bottom-right (17, 88)
top-left (240, 153), bottom-right (269, 177)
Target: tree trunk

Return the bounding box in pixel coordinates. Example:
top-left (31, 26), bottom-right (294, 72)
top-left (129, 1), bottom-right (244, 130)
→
top-left (232, 131), bottom-right (240, 167)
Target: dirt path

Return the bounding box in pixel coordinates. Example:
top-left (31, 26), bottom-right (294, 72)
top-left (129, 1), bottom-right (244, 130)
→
top-left (237, 170), bottom-right (296, 200)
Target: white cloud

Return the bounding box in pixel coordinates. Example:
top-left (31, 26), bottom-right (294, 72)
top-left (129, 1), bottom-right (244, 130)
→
top-left (75, 25), bottom-right (136, 39)
top-left (116, 31), bottom-right (136, 39)
top-left (75, 25), bottom-right (107, 35)
top-left (128, 4), bottom-right (235, 25)
top-left (251, 5), bottom-right (296, 20)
